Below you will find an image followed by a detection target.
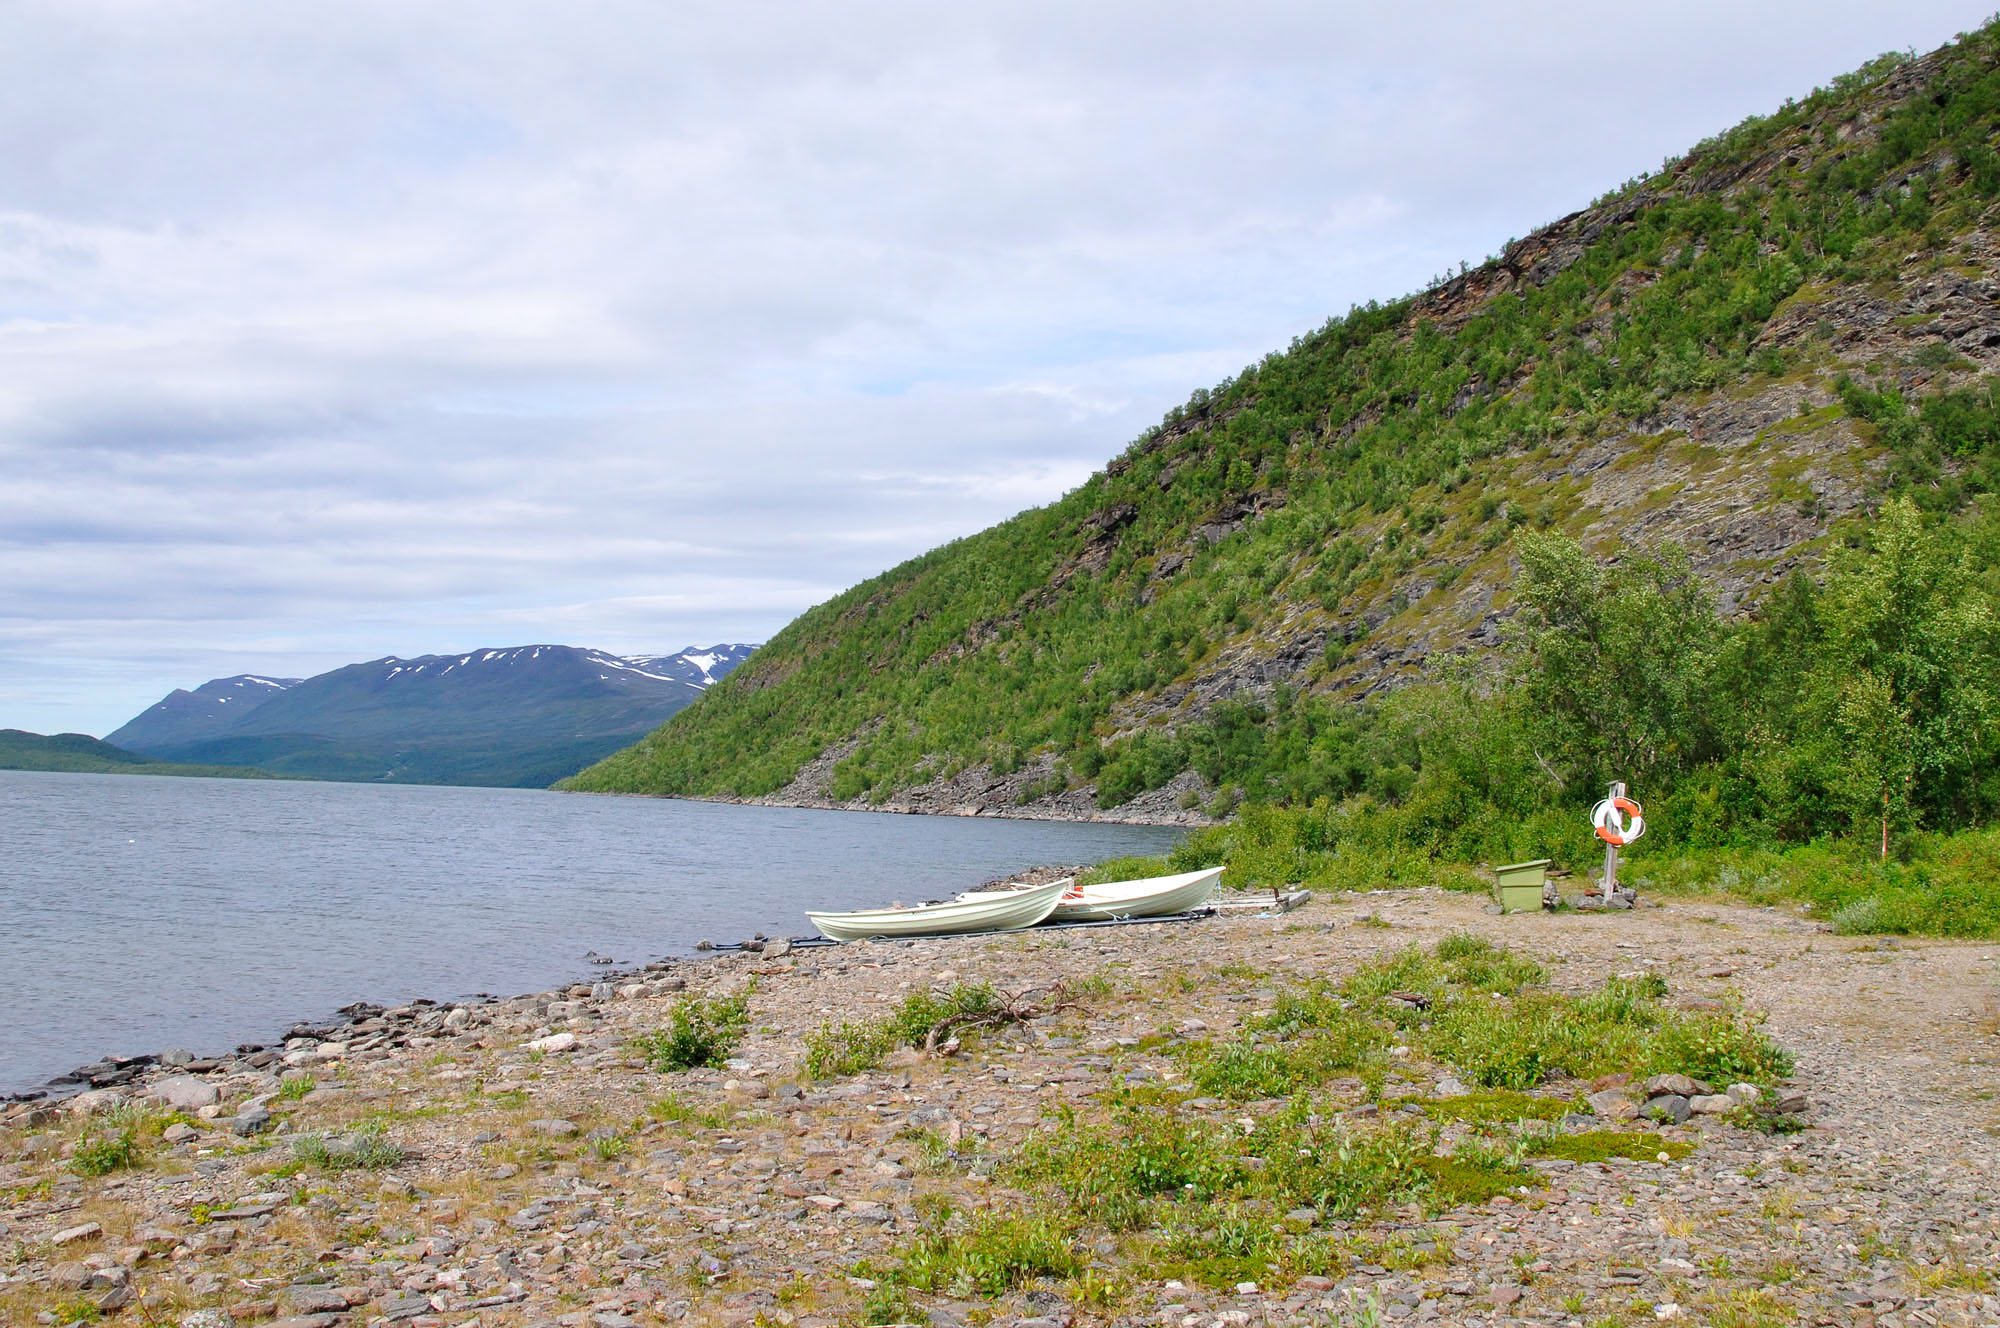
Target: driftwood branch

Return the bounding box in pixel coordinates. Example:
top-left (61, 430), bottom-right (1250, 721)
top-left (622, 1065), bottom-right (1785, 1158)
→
top-left (921, 981), bottom-right (1084, 1054)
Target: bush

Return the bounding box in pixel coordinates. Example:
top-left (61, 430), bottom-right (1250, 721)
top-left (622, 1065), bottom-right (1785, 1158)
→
top-left (642, 986), bottom-right (753, 1071)
top-left (70, 1127), bottom-right (141, 1177)
top-left (1077, 854), bottom-right (1171, 886)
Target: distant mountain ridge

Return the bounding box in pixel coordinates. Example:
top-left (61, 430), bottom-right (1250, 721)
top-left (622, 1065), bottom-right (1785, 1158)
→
top-left (107, 643), bottom-right (755, 787)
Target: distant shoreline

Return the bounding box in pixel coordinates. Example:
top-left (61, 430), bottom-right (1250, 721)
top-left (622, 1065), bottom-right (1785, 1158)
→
top-left (628, 789), bottom-right (1210, 830)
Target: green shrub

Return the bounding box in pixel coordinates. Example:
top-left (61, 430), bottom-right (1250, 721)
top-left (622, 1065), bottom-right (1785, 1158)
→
top-left (1077, 854), bottom-right (1172, 886)
top-left (642, 986), bottom-right (753, 1071)
top-left (1640, 1011), bottom-right (1794, 1085)
top-left (70, 1127), bottom-right (141, 1177)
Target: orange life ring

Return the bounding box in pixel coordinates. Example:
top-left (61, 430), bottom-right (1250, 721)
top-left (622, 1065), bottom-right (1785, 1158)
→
top-left (1591, 795), bottom-right (1645, 846)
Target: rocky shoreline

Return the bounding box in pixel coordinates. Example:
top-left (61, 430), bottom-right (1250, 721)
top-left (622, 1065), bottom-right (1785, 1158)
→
top-left (3, 887), bottom-right (1996, 1328)
top-left (690, 749), bottom-right (1221, 828)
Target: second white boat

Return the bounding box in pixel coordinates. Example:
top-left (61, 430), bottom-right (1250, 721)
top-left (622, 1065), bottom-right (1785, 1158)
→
top-left (959, 865), bottom-right (1224, 923)
top-left (806, 877), bottom-right (1071, 942)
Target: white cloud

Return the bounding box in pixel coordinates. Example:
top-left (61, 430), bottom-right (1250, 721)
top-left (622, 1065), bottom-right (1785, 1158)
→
top-left (1, 0), bottom-right (1990, 734)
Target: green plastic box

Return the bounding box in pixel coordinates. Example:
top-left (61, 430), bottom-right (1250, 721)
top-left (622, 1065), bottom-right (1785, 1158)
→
top-left (1493, 859), bottom-right (1551, 913)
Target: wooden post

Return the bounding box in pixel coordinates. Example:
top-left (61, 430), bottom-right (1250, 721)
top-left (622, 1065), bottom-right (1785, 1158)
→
top-left (1602, 780), bottom-right (1624, 903)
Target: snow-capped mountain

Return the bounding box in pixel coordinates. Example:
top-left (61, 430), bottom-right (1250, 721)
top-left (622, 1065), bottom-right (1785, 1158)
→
top-left (104, 674), bottom-right (305, 752)
top-left (104, 643), bottom-right (755, 787)
top-left (622, 644), bottom-right (756, 689)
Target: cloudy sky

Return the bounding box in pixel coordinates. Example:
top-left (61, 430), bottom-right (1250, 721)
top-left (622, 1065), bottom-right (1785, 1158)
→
top-left (4, 1), bottom-right (1991, 736)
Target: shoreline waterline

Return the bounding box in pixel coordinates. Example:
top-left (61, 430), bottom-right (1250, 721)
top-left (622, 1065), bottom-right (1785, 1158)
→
top-left (2, 770), bottom-right (1182, 1096)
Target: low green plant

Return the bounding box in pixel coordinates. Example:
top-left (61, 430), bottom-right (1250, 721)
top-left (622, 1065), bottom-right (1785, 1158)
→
top-left (277, 1076), bottom-right (315, 1101)
top-left (291, 1122), bottom-right (403, 1171)
top-left (1526, 1132), bottom-right (1694, 1164)
top-left (1726, 1102), bottom-right (1810, 1135)
top-left (645, 1093), bottom-right (728, 1129)
top-left (892, 1211), bottom-right (1084, 1295)
top-left (70, 1127), bottom-right (141, 1177)
top-left (1177, 1028), bottom-right (1380, 1100)
top-left (804, 982), bottom-right (1005, 1078)
top-left (856, 1279), bottom-right (924, 1325)
top-left (641, 985), bottom-right (754, 1071)
top-left (1401, 1090), bottom-right (1572, 1124)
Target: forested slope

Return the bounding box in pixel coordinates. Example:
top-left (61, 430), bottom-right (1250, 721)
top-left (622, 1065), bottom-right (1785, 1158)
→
top-left (568, 24), bottom-right (2000, 879)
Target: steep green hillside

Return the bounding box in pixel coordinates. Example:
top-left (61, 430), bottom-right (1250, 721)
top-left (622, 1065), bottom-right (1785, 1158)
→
top-left (568, 25), bottom-right (2000, 835)
top-left (0, 730), bottom-right (286, 779)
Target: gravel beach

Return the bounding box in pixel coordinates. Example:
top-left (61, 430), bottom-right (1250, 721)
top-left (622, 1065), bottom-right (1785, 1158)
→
top-left (2, 887), bottom-right (1995, 1328)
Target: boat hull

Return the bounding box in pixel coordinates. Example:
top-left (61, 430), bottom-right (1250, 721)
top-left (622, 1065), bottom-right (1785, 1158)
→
top-left (807, 878), bottom-right (1070, 942)
top-left (1054, 866), bottom-right (1223, 921)
top-left (956, 866), bottom-right (1225, 923)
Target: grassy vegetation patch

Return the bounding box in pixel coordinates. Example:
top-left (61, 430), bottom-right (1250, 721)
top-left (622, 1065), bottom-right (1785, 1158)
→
top-left (644, 1093), bottom-right (730, 1130)
top-left (291, 1122), bottom-right (404, 1171)
top-left (1400, 1090), bottom-right (1574, 1124)
top-left (1527, 1131), bottom-right (1695, 1164)
top-left (804, 982), bottom-right (1004, 1078)
top-left (889, 1210), bottom-right (1084, 1295)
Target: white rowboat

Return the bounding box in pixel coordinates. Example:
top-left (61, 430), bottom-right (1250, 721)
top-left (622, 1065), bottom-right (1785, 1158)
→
top-left (1054, 865), bottom-right (1224, 921)
top-left (960, 865), bottom-right (1224, 923)
top-left (807, 877), bottom-right (1071, 943)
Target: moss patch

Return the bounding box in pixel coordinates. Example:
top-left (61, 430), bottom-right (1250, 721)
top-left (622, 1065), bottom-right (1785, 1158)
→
top-left (1527, 1131), bottom-right (1695, 1164)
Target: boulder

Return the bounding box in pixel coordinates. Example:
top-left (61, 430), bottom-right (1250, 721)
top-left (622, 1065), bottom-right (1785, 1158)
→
top-left (1645, 1094), bottom-right (1692, 1124)
top-left (150, 1075), bottom-right (220, 1112)
top-left (283, 1284), bottom-right (352, 1315)
top-left (1586, 1088), bottom-right (1637, 1119)
top-left (1642, 1073), bottom-right (1711, 1098)
top-left (230, 1105), bottom-right (273, 1136)
top-left (65, 1089), bottom-right (128, 1116)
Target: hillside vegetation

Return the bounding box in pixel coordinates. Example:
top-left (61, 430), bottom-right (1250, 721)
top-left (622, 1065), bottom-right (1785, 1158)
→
top-left (568, 25), bottom-right (2000, 928)
top-left (0, 730), bottom-right (286, 780)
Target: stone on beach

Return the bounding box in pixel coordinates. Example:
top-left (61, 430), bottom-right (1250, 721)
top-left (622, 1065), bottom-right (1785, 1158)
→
top-left (149, 1074), bottom-right (219, 1112)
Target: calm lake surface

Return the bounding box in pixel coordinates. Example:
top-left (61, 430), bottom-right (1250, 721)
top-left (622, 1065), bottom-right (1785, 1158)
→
top-left (0, 770), bottom-right (1181, 1094)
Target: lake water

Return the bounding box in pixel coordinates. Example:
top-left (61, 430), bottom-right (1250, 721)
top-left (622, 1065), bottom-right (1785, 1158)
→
top-left (0, 770), bottom-right (1181, 1095)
